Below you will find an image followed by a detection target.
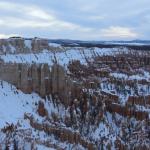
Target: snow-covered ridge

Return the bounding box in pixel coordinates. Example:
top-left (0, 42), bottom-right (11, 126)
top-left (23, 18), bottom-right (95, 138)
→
top-left (110, 71), bottom-right (150, 81)
top-left (48, 42), bottom-right (61, 48)
top-left (105, 41), bottom-right (150, 46)
top-left (0, 47), bottom-right (127, 67)
top-left (1, 38), bottom-right (150, 55)
top-left (0, 38), bottom-right (63, 54)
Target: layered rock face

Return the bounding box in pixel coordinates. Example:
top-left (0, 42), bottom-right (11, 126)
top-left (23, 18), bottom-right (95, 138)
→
top-left (0, 38), bottom-right (27, 54)
top-left (0, 37), bottom-right (58, 54)
top-left (31, 38), bottom-right (49, 52)
top-left (0, 62), bottom-right (70, 106)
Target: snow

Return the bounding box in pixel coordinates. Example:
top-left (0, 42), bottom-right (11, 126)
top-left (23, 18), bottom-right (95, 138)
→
top-left (49, 42), bottom-right (61, 48)
top-left (92, 123), bottom-right (109, 140)
top-left (36, 145), bottom-right (55, 150)
top-left (0, 50), bottom-right (54, 65)
top-left (105, 41), bottom-right (150, 46)
top-left (0, 47), bottom-right (126, 67)
top-left (2, 45), bottom-right (6, 53)
top-left (110, 71), bottom-right (150, 81)
top-left (9, 44), bottom-right (16, 53)
top-left (0, 80), bottom-right (40, 128)
top-left (110, 73), bottom-right (128, 79)
top-left (24, 40), bottom-right (32, 49)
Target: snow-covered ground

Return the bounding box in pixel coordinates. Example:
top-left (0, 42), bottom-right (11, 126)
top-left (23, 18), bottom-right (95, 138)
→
top-left (0, 47), bottom-right (126, 67)
top-left (24, 39), bottom-right (32, 49)
top-left (0, 80), bottom-right (40, 128)
top-left (110, 71), bottom-right (150, 81)
top-left (0, 80), bottom-right (90, 149)
top-left (48, 42), bottom-right (61, 48)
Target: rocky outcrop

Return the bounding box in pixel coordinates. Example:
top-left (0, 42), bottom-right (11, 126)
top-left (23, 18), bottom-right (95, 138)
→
top-left (0, 62), bottom-right (72, 106)
top-left (51, 64), bottom-right (72, 105)
top-left (24, 114), bottom-right (96, 150)
top-left (106, 103), bottom-right (149, 121)
top-left (127, 95), bottom-right (150, 106)
top-left (0, 38), bottom-right (60, 54)
top-left (101, 90), bottom-right (119, 103)
top-left (37, 101), bottom-right (48, 117)
top-left (0, 38), bottom-right (26, 54)
top-left (31, 38), bottom-right (49, 52)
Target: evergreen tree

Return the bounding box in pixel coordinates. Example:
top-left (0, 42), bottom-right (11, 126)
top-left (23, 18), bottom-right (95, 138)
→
top-left (5, 145), bottom-right (9, 150)
top-left (13, 139), bottom-right (18, 150)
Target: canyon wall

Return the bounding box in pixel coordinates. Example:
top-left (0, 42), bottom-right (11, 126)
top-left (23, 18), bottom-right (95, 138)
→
top-left (0, 37), bottom-right (59, 54)
top-left (0, 62), bottom-right (72, 106)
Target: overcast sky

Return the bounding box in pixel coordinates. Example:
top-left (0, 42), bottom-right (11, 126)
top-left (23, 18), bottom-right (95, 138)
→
top-left (0, 0), bottom-right (149, 40)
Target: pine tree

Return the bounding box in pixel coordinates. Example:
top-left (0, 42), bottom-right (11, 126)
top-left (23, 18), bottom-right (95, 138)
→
top-left (5, 145), bottom-right (9, 150)
top-left (13, 139), bottom-right (18, 150)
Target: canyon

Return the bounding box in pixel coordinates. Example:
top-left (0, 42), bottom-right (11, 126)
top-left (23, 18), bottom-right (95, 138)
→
top-left (0, 37), bottom-right (150, 150)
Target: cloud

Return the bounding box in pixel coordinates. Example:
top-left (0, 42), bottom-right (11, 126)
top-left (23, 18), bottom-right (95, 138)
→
top-left (0, 34), bottom-right (20, 39)
top-left (0, 0), bottom-right (148, 40)
top-left (101, 26), bottom-right (138, 38)
top-left (0, 1), bottom-right (97, 39)
top-left (0, 17), bottom-right (79, 30)
top-left (0, 1), bottom-right (83, 31)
